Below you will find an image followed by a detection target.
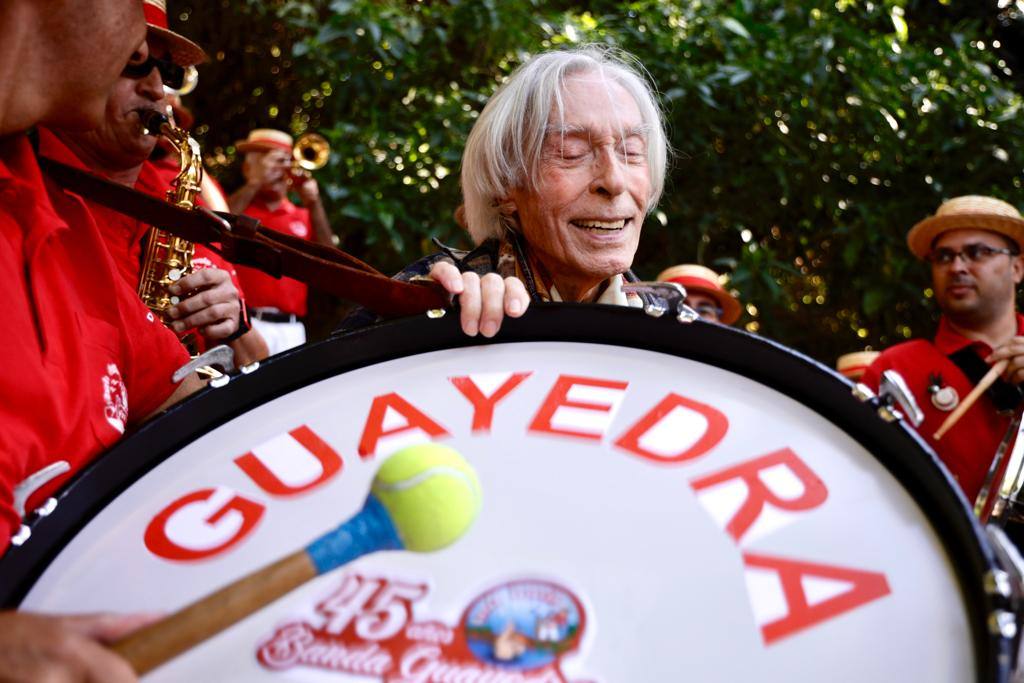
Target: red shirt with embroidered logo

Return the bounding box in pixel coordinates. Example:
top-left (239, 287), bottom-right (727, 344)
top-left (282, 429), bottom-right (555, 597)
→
top-left (234, 197), bottom-right (312, 317)
top-left (863, 314), bottom-right (1024, 501)
top-left (0, 134), bottom-right (188, 554)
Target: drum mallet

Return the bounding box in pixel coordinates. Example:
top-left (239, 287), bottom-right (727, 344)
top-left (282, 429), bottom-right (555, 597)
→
top-left (934, 359), bottom-right (1009, 440)
top-left (111, 443), bottom-right (482, 675)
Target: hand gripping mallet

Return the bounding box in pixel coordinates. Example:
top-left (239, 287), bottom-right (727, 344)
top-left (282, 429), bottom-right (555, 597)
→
top-left (111, 442), bottom-right (482, 675)
top-left (934, 359), bottom-right (1009, 440)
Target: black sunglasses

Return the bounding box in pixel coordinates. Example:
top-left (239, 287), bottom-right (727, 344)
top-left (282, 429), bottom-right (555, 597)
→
top-left (121, 54), bottom-right (185, 90)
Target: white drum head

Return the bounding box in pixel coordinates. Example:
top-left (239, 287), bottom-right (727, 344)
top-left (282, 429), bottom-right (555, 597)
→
top-left (1, 307), bottom-right (1006, 682)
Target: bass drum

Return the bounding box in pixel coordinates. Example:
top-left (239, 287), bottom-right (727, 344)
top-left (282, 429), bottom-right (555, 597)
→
top-left (0, 304), bottom-right (1011, 682)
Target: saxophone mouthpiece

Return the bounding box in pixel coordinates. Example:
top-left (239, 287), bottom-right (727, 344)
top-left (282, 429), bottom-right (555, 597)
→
top-left (139, 109), bottom-right (170, 137)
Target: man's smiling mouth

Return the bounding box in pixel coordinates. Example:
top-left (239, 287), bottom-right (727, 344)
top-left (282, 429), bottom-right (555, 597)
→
top-left (570, 218), bottom-right (629, 231)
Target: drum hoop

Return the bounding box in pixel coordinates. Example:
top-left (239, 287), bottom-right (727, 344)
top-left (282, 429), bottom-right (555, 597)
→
top-left (0, 303), bottom-right (1008, 680)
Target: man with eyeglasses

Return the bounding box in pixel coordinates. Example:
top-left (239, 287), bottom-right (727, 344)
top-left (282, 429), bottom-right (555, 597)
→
top-left (864, 195), bottom-right (1024, 503)
top-left (656, 263), bottom-right (742, 325)
top-left (43, 0), bottom-right (269, 366)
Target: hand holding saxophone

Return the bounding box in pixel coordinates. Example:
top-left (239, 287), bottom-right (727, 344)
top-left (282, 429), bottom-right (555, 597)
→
top-left (166, 268), bottom-right (241, 342)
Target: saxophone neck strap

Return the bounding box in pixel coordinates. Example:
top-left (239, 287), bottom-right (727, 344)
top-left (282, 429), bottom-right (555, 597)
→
top-left (38, 157), bottom-right (450, 319)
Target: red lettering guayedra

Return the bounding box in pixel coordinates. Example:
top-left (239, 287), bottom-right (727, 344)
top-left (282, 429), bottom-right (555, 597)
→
top-left (691, 448), bottom-right (828, 544)
top-left (144, 487), bottom-right (264, 561)
top-left (743, 552), bottom-right (891, 644)
top-left (615, 393), bottom-right (729, 464)
top-left (358, 393), bottom-right (450, 458)
top-left (449, 372), bottom-right (532, 433)
top-left (235, 426), bottom-right (343, 496)
top-left (529, 375), bottom-right (628, 441)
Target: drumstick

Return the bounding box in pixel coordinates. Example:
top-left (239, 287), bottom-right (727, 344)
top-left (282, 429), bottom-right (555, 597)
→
top-left (934, 359), bottom-right (1008, 440)
top-left (111, 443), bottom-right (481, 675)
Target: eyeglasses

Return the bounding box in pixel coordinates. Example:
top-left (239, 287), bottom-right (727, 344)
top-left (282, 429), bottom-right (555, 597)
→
top-left (692, 303), bottom-right (723, 319)
top-left (926, 243), bottom-right (1019, 265)
top-left (121, 54), bottom-right (185, 90)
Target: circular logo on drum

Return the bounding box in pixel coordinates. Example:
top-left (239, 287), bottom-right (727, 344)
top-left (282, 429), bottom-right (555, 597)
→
top-left (463, 579), bottom-right (584, 670)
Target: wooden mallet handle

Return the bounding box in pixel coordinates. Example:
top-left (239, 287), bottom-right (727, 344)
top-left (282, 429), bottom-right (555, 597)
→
top-left (111, 551), bottom-right (314, 675)
top-left (934, 359), bottom-right (1008, 440)
top-left (112, 495), bottom-right (403, 675)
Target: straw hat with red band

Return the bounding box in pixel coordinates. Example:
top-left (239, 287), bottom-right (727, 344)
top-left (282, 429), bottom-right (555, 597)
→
top-left (656, 263), bottom-right (742, 324)
top-left (836, 351), bottom-right (880, 381)
top-left (143, 0), bottom-right (207, 67)
top-left (906, 195), bottom-right (1024, 260)
top-left (235, 129), bottom-right (295, 154)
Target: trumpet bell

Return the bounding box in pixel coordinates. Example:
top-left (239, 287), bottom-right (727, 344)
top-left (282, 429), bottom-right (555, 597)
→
top-left (294, 132), bottom-right (330, 172)
top-left (165, 65), bottom-right (200, 97)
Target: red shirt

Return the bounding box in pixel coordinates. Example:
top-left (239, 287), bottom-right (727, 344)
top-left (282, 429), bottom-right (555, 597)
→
top-left (234, 197), bottom-right (312, 317)
top-left (47, 140), bottom-right (247, 353)
top-left (863, 314), bottom-right (1024, 501)
top-left (0, 134), bottom-right (189, 553)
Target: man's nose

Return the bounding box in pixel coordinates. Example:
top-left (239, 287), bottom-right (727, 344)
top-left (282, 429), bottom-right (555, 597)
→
top-left (589, 147), bottom-right (627, 197)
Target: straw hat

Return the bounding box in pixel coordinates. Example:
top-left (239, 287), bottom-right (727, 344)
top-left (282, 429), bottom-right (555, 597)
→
top-left (143, 0), bottom-right (207, 67)
top-left (836, 351), bottom-right (880, 381)
top-left (235, 129), bottom-right (295, 154)
top-left (906, 195), bottom-right (1024, 260)
top-left (656, 264), bottom-right (742, 325)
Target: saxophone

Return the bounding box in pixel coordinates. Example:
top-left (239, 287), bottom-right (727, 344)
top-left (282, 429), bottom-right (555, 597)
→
top-left (137, 109), bottom-right (202, 353)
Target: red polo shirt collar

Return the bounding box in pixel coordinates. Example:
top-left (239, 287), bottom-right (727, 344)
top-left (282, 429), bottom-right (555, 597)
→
top-left (934, 313), bottom-right (1024, 356)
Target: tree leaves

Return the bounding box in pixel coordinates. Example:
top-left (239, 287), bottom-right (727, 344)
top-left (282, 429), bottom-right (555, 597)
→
top-left (177, 0), bottom-right (1024, 360)
top-left (720, 16), bottom-right (752, 40)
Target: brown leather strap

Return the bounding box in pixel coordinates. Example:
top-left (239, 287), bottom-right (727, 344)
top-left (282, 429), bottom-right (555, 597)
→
top-left (39, 157), bottom-right (450, 318)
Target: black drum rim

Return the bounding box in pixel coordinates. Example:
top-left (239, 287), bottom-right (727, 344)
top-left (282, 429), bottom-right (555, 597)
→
top-left (0, 303), bottom-right (1008, 681)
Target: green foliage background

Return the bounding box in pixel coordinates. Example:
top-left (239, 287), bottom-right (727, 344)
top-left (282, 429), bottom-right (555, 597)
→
top-left (175, 0), bottom-right (1024, 363)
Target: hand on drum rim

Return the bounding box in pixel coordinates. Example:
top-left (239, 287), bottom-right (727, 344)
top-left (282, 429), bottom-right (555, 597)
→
top-left (428, 261), bottom-right (529, 337)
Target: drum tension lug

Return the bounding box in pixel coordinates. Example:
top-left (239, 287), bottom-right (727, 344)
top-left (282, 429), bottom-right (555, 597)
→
top-left (989, 609), bottom-right (1018, 639)
top-left (851, 383), bottom-right (876, 403)
top-left (877, 370), bottom-right (925, 427)
top-left (10, 524), bottom-right (30, 546)
top-left (173, 345), bottom-right (235, 383)
top-left (985, 569), bottom-right (1013, 600)
top-left (621, 281), bottom-right (701, 323)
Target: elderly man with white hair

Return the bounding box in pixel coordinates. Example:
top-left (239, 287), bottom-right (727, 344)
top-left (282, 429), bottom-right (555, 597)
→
top-left (342, 46), bottom-right (668, 335)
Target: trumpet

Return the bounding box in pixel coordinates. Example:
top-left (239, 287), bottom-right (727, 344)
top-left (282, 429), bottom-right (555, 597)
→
top-left (290, 132), bottom-right (330, 182)
top-left (165, 65), bottom-right (199, 97)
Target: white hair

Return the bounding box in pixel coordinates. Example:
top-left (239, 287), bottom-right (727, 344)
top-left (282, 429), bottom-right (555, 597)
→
top-left (460, 46), bottom-right (668, 245)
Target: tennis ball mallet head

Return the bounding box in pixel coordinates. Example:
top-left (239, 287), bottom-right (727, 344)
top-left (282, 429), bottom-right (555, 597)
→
top-left (113, 442), bottom-right (482, 675)
top-left (309, 441), bottom-right (483, 570)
